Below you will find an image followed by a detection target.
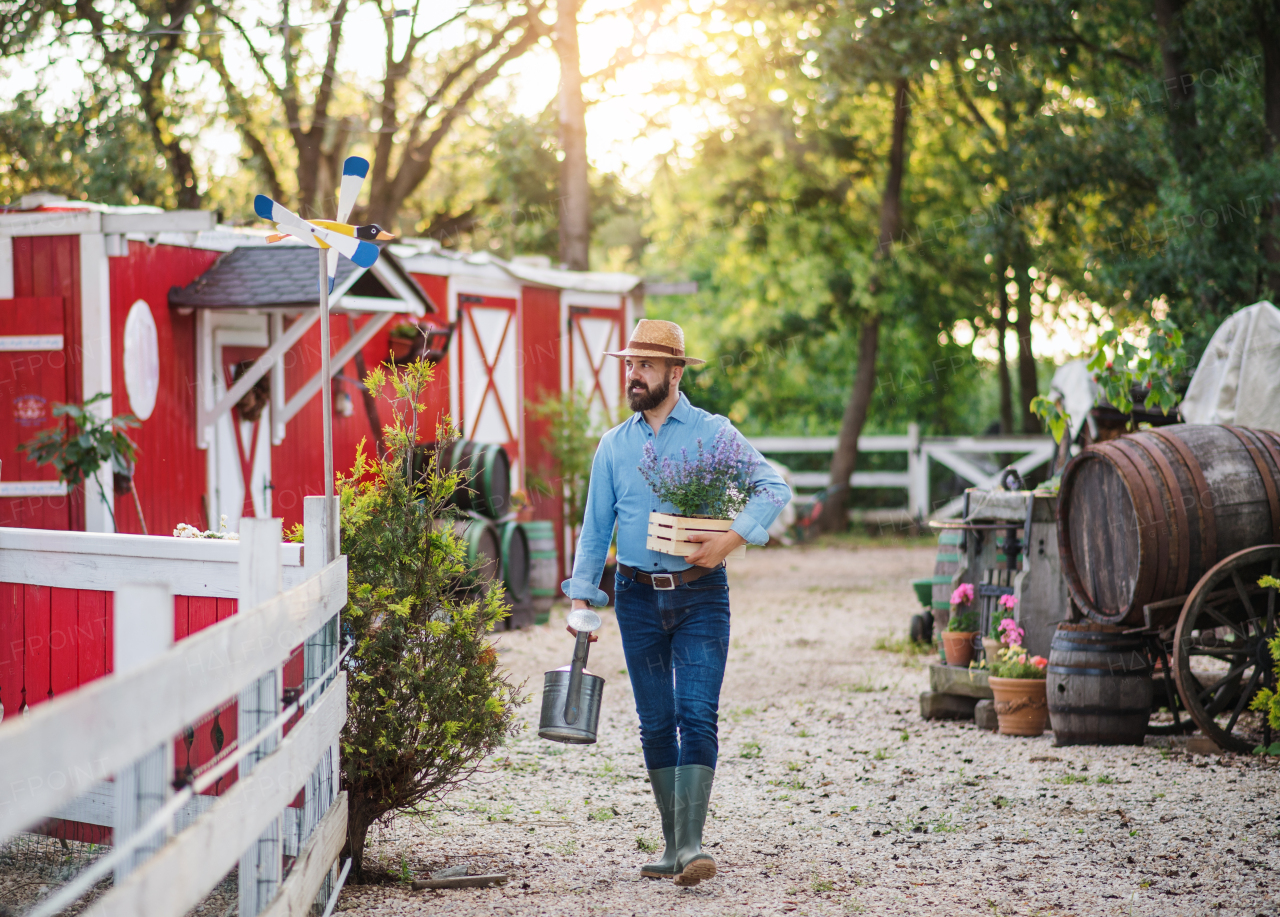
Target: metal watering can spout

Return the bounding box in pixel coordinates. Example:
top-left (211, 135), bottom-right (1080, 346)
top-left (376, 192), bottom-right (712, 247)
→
top-left (538, 608), bottom-right (606, 744)
top-left (563, 608), bottom-right (600, 724)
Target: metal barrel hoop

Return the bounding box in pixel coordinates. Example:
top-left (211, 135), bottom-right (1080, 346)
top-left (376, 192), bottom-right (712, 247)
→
top-left (1056, 450), bottom-right (1127, 625)
top-left (1107, 439), bottom-right (1173, 604)
top-left (1146, 426), bottom-right (1217, 568)
top-left (1093, 443), bottom-right (1159, 617)
top-left (1129, 431), bottom-right (1192, 596)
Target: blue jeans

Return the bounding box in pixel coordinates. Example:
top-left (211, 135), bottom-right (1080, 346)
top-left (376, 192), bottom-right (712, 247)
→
top-left (613, 567), bottom-right (731, 770)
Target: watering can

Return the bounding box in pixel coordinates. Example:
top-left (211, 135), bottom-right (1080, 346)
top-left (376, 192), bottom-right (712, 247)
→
top-left (537, 608), bottom-right (605, 744)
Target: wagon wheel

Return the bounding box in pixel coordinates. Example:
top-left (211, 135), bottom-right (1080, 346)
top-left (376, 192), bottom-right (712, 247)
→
top-left (1173, 545), bottom-right (1280, 754)
top-left (1146, 637), bottom-right (1196, 736)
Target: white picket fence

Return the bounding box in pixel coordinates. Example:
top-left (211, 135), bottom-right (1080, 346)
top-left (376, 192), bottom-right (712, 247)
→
top-left (749, 423), bottom-right (1058, 520)
top-left (0, 496), bottom-right (349, 917)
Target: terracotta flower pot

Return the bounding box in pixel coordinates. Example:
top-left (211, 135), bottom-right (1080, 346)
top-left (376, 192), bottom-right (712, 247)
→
top-left (989, 676), bottom-right (1049, 736)
top-left (941, 631), bottom-right (977, 668)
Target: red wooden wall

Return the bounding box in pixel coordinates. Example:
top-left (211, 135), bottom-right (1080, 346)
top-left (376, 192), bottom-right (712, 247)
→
top-left (519, 285), bottom-right (566, 578)
top-left (4, 237), bottom-right (84, 530)
top-left (109, 241), bottom-right (220, 534)
top-left (409, 272), bottom-right (453, 437)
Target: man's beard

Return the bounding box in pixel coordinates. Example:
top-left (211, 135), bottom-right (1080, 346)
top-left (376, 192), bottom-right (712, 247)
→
top-left (628, 370), bottom-right (672, 412)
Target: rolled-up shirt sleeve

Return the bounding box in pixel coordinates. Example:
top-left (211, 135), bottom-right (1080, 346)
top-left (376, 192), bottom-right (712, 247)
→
top-left (562, 434), bottom-right (617, 606)
top-left (730, 438), bottom-right (792, 546)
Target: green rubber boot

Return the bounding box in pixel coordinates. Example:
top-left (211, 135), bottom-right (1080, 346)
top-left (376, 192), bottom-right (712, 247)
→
top-left (639, 768), bottom-right (679, 878)
top-left (673, 764), bottom-right (717, 886)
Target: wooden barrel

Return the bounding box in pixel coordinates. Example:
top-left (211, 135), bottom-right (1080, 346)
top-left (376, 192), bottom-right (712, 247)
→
top-left (1047, 623), bottom-right (1153, 746)
top-left (1058, 423), bottom-right (1280, 624)
top-left (454, 516), bottom-right (501, 585)
top-left (523, 520), bottom-right (558, 622)
top-left (499, 521), bottom-right (531, 604)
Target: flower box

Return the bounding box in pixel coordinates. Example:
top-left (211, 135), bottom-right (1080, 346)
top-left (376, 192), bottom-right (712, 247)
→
top-left (646, 512), bottom-right (747, 560)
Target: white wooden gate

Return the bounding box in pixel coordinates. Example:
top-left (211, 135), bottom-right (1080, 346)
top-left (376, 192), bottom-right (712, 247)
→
top-left (200, 312), bottom-right (274, 530)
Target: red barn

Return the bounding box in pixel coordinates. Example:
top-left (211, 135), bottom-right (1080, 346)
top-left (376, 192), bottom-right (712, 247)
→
top-left (0, 197), bottom-right (642, 583)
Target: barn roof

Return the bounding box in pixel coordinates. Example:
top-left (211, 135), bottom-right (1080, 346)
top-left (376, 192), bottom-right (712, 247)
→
top-left (391, 239), bottom-right (642, 295)
top-left (168, 243), bottom-right (436, 315)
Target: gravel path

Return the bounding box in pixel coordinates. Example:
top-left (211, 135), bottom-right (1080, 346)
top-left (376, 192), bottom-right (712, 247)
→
top-left (337, 542), bottom-right (1280, 917)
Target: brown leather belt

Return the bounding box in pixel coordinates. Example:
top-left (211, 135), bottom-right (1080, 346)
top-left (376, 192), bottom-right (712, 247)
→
top-left (617, 562), bottom-right (721, 591)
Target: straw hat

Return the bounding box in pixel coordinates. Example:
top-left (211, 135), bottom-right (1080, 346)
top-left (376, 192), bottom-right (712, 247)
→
top-left (604, 319), bottom-right (705, 366)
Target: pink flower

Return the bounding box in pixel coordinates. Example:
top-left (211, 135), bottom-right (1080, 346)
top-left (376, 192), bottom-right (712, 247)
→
top-left (997, 617), bottom-right (1024, 647)
top-left (998, 594), bottom-right (1018, 610)
top-left (950, 583), bottom-right (974, 606)
top-left (1031, 656), bottom-right (1048, 669)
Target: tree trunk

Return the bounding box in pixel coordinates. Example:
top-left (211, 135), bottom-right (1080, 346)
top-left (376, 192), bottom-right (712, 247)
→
top-left (819, 78), bottom-right (910, 533)
top-left (343, 798), bottom-right (375, 882)
top-left (1153, 0), bottom-right (1199, 176)
top-left (821, 317), bottom-right (881, 532)
top-left (1013, 261), bottom-right (1040, 433)
top-left (996, 271), bottom-right (1014, 435)
top-left (1259, 0), bottom-right (1280, 297)
top-left (557, 0), bottom-right (590, 271)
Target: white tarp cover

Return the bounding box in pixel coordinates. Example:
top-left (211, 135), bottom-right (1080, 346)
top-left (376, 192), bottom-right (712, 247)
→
top-left (1046, 358), bottom-right (1099, 443)
top-left (1180, 301), bottom-right (1280, 434)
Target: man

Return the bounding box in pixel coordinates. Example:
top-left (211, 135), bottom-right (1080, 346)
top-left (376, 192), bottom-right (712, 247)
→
top-left (562, 319), bottom-right (791, 887)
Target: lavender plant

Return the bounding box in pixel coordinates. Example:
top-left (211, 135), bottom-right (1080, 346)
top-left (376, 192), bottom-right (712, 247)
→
top-left (638, 425), bottom-right (780, 519)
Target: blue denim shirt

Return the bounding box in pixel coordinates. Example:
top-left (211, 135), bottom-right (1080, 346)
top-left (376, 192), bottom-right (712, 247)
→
top-left (562, 393), bottom-right (792, 606)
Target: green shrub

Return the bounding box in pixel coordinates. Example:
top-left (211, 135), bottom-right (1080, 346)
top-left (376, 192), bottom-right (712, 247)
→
top-left (1249, 575), bottom-right (1280, 754)
top-left (319, 359), bottom-right (526, 880)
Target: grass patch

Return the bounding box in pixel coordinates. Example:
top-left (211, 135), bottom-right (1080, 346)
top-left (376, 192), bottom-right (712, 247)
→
top-left (872, 634), bottom-right (935, 656)
top-left (873, 747), bottom-right (894, 761)
top-left (589, 807), bottom-right (614, 822)
top-left (846, 677), bottom-right (888, 693)
top-left (635, 836), bottom-right (659, 853)
top-left (1095, 774), bottom-right (1115, 784)
top-left (812, 878), bottom-right (835, 892)
top-left (930, 813), bottom-right (958, 833)
top-left (1055, 773), bottom-right (1090, 784)
top-left (739, 741), bottom-right (763, 759)
top-left (786, 760), bottom-right (804, 772)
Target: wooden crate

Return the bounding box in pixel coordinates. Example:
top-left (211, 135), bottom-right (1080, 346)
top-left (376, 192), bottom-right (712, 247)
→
top-left (646, 512), bottom-right (747, 560)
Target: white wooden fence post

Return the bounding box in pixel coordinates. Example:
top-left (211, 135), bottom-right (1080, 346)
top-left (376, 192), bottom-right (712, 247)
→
top-left (112, 582), bottom-right (173, 885)
top-left (906, 422), bottom-right (928, 522)
top-left (302, 495), bottom-right (342, 905)
top-left (238, 518), bottom-right (284, 917)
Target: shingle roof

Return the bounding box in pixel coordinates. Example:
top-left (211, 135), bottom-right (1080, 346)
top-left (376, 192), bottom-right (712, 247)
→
top-left (168, 244), bottom-right (364, 308)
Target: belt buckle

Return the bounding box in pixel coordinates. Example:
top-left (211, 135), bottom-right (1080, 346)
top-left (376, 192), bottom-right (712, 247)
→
top-left (651, 573), bottom-right (676, 591)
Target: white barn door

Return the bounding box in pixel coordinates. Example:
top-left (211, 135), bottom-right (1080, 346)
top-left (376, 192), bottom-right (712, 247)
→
top-left (569, 305), bottom-right (623, 427)
top-left (457, 293), bottom-right (520, 460)
top-left (202, 313), bottom-right (272, 533)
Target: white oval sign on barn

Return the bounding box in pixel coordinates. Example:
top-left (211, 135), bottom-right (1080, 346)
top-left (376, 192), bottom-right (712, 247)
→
top-left (123, 299), bottom-right (160, 420)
